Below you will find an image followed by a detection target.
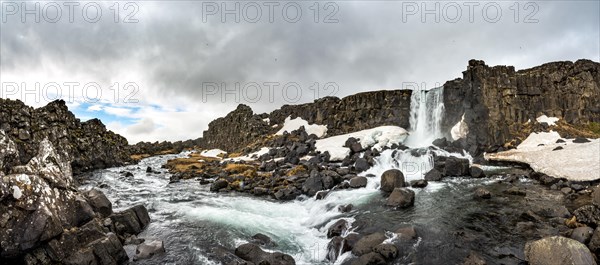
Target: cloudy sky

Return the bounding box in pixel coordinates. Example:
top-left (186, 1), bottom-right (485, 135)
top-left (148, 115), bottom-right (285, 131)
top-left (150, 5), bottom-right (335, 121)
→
top-left (1, 1), bottom-right (598, 143)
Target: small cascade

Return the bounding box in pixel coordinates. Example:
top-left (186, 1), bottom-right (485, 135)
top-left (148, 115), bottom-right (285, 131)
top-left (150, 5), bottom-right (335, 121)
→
top-left (405, 86), bottom-right (445, 147)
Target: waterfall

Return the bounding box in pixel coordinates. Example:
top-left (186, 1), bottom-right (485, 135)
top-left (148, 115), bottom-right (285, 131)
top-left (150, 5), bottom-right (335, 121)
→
top-left (405, 86), bottom-right (445, 147)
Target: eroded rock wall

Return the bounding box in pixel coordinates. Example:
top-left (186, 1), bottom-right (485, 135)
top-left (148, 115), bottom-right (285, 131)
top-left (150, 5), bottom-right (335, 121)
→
top-left (200, 90), bottom-right (412, 152)
top-left (442, 59), bottom-right (600, 155)
top-left (0, 99), bottom-right (131, 174)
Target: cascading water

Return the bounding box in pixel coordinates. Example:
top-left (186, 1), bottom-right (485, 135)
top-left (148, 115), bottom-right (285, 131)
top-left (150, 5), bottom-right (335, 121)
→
top-left (78, 85), bottom-right (480, 264)
top-left (405, 86), bottom-right (445, 147)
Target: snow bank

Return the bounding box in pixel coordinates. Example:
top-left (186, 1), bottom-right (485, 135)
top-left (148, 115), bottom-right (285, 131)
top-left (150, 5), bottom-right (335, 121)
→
top-left (315, 126), bottom-right (409, 161)
top-left (200, 149), bottom-right (227, 158)
top-left (536, 115), bottom-right (559, 126)
top-left (485, 132), bottom-right (600, 181)
top-left (451, 114), bottom-right (469, 140)
top-left (276, 116), bottom-right (328, 138)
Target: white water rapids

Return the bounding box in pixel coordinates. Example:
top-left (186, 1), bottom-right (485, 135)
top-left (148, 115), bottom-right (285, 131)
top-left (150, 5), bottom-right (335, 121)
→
top-left (81, 86), bottom-right (476, 264)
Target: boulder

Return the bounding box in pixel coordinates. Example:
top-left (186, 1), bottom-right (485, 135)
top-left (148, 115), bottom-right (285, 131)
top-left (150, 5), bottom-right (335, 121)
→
top-left (209, 246), bottom-right (254, 265)
top-left (84, 189), bottom-right (113, 217)
top-left (410, 179), bottom-right (428, 188)
top-left (524, 236), bottom-right (595, 265)
top-left (133, 240), bottom-right (165, 261)
top-left (444, 157), bottom-right (470, 176)
top-left (592, 186), bottom-right (600, 207)
top-left (109, 205), bottom-right (150, 235)
top-left (588, 227), bottom-right (600, 254)
top-left (354, 158), bottom-right (369, 172)
top-left (424, 169), bottom-right (443, 181)
top-left (462, 251), bottom-right (487, 265)
top-left (469, 166), bottom-right (486, 178)
top-left (235, 243), bottom-right (295, 265)
top-left (274, 186), bottom-right (301, 201)
top-left (351, 252), bottom-right (386, 265)
top-left (251, 233), bottom-right (276, 247)
top-left (327, 219), bottom-right (349, 238)
top-left (573, 205), bottom-right (600, 227)
top-left (386, 188), bottom-right (415, 208)
top-left (395, 226), bottom-right (417, 240)
top-left (380, 169), bottom-right (405, 192)
top-left (338, 204), bottom-right (353, 213)
top-left (570, 227), bottom-right (594, 244)
top-left (302, 175), bottom-right (323, 196)
top-left (432, 137), bottom-right (448, 147)
top-left (372, 243), bottom-right (398, 260)
top-left (349, 176), bottom-right (368, 188)
top-left (351, 232), bottom-right (386, 256)
top-left (211, 179), bottom-right (229, 192)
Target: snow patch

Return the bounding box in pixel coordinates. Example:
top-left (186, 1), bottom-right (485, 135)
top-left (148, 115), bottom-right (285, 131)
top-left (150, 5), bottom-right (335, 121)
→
top-left (536, 115), bottom-right (559, 126)
top-left (12, 185), bottom-right (22, 199)
top-left (200, 149), bottom-right (227, 158)
top-left (15, 174), bottom-right (31, 185)
top-left (276, 116), bottom-right (328, 138)
top-left (262, 118), bottom-right (270, 124)
top-left (315, 126), bottom-right (409, 161)
top-left (451, 114), bottom-right (469, 140)
top-left (486, 132), bottom-right (600, 181)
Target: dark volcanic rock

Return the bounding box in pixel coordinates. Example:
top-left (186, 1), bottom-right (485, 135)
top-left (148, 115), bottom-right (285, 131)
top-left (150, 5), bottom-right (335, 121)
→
top-left (474, 188), bottom-right (492, 199)
top-left (469, 166), bottom-right (486, 178)
top-left (84, 189), bottom-right (113, 217)
top-left (386, 188), bottom-right (415, 208)
top-left (354, 158), bottom-right (370, 172)
top-left (441, 59), bottom-right (600, 156)
top-left (444, 157), bottom-right (470, 176)
top-left (327, 219), bottom-right (349, 238)
top-left (326, 236), bottom-right (349, 262)
top-left (351, 232), bottom-right (387, 256)
top-left (0, 99), bottom-right (131, 174)
top-left (380, 169), bottom-right (405, 192)
top-left (570, 227), bottom-right (594, 244)
top-left (235, 243), bottom-right (295, 265)
top-left (302, 175), bottom-right (324, 196)
top-left (573, 137), bottom-right (591, 143)
top-left (424, 169), bottom-right (443, 181)
top-left (349, 176), bottom-right (368, 188)
top-left (352, 252), bottom-right (386, 265)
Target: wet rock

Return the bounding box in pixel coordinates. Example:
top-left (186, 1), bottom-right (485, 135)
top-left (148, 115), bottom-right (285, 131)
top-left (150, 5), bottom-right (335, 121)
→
top-left (410, 179), bottom-right (428, 188)
top-left (327, 219), bottom-right (349, 238)
top-left (386, 188), bottom-right (415, 208)
top-left (504, 187), bottom-right (526, 196)
top-left (351, 232), bottom-right (386, 256)
top-left (124, 172), bottom-right (134, 178)
top-left (469, 166), bottom-right (486, 178)
top-left (372, 243), bottom-right (398, 260)
top-left (253, 187), bottom-right (268, 196)
top-left (133, 240), bottom-right (165, 261)
top-left (209, 246), bottom-right (254, 265)
top-left (338, 204), bottom-right (353, 213)
top-left (211, 179), bottom-right (229, 192)
top-left (424, 169), bottom-right (443, 181)
top-left (570, 227), bottom-right (594, 244)
top-left (326, 236), bottom-right (349, 262)
top-left (315, 190), bottom-right (329, 200)
top-left (524, 236), bottom-right (595, 265)
top-left (84, 189), bottom-right (112, 218)
top-left (251, 233), bottom-right (276, 247)
top-left (349, 176), bottom-right (368, 188)
top-left (124, 235), bottom-right (145, 245)
top-left (552, 146), bottom-right (564, 151)
top-left (432, 137), bottom-right (448, 147)
top-left (462, 251), bottom-right (487, 265)
top-left (380, 169), bottom-right (405, 192)
top-left (235, 243), bottom-right (295, 265)
top-left (354, 158), bottom-right (369, 172)
top-left (474, 188), bottom-right (491, 199)
top-left (88, 233), bottom-right (129, 265)
top-left (351, 252), bottom-right (386, 265)
top-left (444, 157), bottom-right (470, 176)
top-left (146, 166), bottom-right (153, 173)
top-left (560, 187), bottom-right (573, 195)
top-left (395, 226), bottom-right (417, 240)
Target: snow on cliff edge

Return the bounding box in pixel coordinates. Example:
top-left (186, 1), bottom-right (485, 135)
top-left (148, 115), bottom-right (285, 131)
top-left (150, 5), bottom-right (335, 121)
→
top-left (315, 126), bottom-right (409, 161)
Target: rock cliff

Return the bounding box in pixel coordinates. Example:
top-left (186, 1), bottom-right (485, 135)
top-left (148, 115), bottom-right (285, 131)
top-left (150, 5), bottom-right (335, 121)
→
top-left (442, 59), bottom-right (600, 155)
top-left (0, 99), bottom-right (131, 174)
top-left (200, 90), bottom-right (412, 152)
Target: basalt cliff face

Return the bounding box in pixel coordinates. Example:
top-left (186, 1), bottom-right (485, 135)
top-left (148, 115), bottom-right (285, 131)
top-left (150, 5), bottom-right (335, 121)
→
top-left (442, 59), bottom-right (600, 155)
top-left (200, 90), bottom-right (413, 152)
top-left (0, 99), bottom-right (131, 174)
